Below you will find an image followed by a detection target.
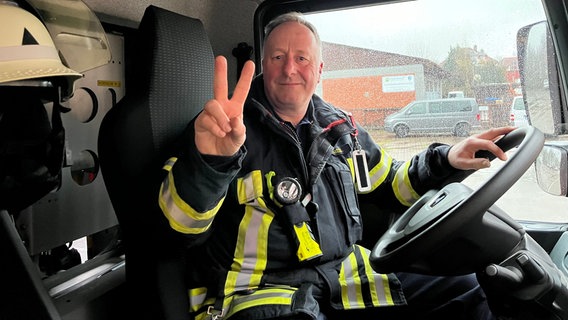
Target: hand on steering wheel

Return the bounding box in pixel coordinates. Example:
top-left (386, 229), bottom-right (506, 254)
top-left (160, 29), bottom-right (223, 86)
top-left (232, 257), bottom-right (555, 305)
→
top-left (370, 126), bottom-right (545, 275)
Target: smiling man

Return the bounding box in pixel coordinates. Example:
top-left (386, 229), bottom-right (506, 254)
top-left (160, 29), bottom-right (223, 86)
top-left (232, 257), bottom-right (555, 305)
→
top-left (158, 11), bottom-right (512, 319)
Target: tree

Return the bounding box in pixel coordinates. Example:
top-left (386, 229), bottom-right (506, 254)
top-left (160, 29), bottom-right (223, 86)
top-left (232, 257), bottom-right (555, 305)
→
top-left (476, 59), bottom-right (507, 84)
top-left (441, 45), bottom-right (506, 96)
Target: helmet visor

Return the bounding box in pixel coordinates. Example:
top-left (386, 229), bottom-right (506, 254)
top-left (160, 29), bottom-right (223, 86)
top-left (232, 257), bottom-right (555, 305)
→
top-left (26, 0), bottom-right (112, 73)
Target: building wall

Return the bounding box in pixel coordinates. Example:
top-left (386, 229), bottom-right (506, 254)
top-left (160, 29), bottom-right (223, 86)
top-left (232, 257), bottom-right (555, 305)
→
top-left (318, 64), bottom-right (426, 127)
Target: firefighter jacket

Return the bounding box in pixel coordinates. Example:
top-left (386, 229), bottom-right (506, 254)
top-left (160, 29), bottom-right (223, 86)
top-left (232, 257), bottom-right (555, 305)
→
top-left (158, 75), bottom-right (462, 319)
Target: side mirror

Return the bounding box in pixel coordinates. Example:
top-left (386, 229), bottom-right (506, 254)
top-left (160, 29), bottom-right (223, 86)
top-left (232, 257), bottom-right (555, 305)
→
top-left (517, 21), bottom-right (562, 136)
top-left (535, 142), bottom-right (568, 196)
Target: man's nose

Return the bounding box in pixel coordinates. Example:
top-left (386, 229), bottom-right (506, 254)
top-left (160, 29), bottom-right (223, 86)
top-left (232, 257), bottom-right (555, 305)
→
top-left (282, 57), bottom-right (296, 76)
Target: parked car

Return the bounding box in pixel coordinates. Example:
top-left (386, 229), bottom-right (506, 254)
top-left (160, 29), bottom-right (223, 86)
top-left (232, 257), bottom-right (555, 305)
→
top-left (510, 96), bottom-right (529, 126)
top-left (384, 98), bottom-right (481, 137)
top-left (448, 90), bottom-right (465, 98)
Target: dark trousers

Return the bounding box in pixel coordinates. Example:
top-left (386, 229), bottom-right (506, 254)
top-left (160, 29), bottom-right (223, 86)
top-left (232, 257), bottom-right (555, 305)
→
top-left (320, 272), bottom-right (495, 320)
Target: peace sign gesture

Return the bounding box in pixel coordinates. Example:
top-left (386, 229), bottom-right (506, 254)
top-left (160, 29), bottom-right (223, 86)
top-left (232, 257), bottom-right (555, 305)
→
top-left (195, 56), bottom-right (255, 156)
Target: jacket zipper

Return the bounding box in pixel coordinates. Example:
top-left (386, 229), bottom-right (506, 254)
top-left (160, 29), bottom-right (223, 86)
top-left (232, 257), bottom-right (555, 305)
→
top-left (251, 99), bottom-right (310, 185)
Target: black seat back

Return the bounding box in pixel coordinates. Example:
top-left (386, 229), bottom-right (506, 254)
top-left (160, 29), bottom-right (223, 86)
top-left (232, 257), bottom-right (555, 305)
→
top-left (98, 5), bottom-right (214, 319)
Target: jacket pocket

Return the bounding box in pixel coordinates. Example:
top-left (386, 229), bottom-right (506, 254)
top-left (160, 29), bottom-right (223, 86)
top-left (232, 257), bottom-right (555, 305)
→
top-left (320, 160), bottom-right (362, 248)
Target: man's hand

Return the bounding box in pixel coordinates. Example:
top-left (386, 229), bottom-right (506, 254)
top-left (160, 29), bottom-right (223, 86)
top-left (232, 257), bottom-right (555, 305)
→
top-left (448, 126), bottom-right (517, 170)
top-left (195, 56), bottom-right (255, 156)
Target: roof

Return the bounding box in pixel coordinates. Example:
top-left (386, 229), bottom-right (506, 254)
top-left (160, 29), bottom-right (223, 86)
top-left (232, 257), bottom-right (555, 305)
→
top-left (322, 41), bottom-right (451, 79)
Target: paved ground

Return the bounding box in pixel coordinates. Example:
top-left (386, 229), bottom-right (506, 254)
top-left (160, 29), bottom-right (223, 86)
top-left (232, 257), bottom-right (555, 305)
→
top-left (368, 129), bottom-right (568, 223)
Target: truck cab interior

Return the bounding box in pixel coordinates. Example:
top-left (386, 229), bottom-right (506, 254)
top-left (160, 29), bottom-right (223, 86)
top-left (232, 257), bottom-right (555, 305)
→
top-left (2, 0), bottom-right (568, 319)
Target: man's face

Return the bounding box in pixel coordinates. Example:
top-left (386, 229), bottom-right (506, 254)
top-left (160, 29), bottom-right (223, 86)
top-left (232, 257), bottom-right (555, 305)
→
top-left (262, 21), bottom-right (323, 114)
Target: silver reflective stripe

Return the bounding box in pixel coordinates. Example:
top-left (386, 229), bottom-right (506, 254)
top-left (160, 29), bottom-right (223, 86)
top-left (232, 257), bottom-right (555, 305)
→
top-left (339, 252), bottom-right (360, 308)
top-left (162, 157), bottom-right (176, 171)
top-left (339, 245), bottom-right (396, 309)
top-left (367, 148), bottom-right (393, 192)
top-left (0, 45), bottom-right (59, 61)
top-left (359, 247), bottom-right (393, 306)
top-left (224, 287), bottom-right (296, 318)
top-left (189, 287), bottom-right (208, 312)
top-left (158, 170), bottom-right (219, 234)
top-left (237, 170), bottom-right (264, 203)
top-left (225, 172), bottom-right (273, 294)
top-left (392, 161), bottom-right (419, 206)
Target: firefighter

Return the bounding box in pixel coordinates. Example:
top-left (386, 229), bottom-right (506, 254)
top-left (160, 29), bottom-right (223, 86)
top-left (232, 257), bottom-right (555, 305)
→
top-left (159, 11), bottom-right (511, 320)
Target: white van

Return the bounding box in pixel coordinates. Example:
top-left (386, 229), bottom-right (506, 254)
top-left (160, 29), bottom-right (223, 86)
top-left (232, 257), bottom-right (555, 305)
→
top-left (510, 96), bottom-right (529, 126)
top-left (384, 98), bottom-right (481, 137)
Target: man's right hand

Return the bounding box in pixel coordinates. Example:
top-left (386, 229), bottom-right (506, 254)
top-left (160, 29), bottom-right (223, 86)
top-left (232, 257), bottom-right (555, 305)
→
top-left (195, 55), bottom-right (255, 156)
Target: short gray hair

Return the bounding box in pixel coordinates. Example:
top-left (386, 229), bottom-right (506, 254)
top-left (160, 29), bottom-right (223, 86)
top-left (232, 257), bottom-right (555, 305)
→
top-left (263, 11), bottom-right (322, 57)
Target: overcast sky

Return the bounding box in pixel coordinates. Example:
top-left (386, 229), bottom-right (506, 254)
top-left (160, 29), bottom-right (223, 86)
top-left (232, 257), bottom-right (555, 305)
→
top-left (305, 0), bottom-right (546, 63)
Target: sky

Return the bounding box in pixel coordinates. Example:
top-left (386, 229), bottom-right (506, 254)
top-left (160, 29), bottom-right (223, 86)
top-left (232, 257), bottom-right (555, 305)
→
top-left (305, 0), bottom-right (546, 63)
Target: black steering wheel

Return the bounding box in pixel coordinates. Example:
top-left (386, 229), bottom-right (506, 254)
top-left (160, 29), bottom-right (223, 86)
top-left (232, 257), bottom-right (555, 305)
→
top-left (369, 126), bottom-right (545, 275)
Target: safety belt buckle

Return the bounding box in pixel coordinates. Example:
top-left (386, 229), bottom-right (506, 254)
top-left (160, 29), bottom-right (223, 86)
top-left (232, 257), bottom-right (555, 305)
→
top-left (206, 305), bottom-right (224, 320)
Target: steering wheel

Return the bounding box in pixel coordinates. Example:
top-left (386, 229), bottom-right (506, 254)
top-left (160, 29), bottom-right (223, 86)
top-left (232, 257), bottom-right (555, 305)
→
top-left (369, 126), bottom-right (545, 275)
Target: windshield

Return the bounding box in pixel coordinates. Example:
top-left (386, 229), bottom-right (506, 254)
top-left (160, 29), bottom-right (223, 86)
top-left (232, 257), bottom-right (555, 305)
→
top-left (398, 102), bottom-right (414, 114)
top-left (305, 0), bottom-right (567, 222)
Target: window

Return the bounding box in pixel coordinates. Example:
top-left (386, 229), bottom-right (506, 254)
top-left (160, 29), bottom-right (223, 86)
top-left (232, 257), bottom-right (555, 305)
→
top-left (409, 102), bottom-right (426, 114)
top-left (513, 97), bottom-right (525, 110)
top-left (429, 102), bottom-right (443, 113)
top-left (452, 101), bottom-right (474, 113)
top-left (296, 0), bottom-right (565, 222)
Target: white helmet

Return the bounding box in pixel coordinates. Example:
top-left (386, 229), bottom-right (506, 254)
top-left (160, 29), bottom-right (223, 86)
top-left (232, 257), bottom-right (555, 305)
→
top-left (0, 3), bottom-right (82, 98)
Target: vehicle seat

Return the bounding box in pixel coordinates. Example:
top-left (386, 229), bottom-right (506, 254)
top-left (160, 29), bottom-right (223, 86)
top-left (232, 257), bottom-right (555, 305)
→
top-left (98, 5), bottom-right (214, 319)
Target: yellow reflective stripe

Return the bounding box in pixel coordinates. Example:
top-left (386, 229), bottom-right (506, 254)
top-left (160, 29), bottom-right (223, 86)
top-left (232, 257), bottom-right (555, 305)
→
top-left (347, 148), bottom-right (393, 194)
top-left (189, 287), bottom-right (214, 313)
top-left (224, 287), bottom-right (296, 318)
top-left (226, 173), bottom-right (273, 295)
top-left (192, 286), bottom-right (297, 319)
top-left (237, 170), bottom-right (264, 204)
top-left (393, 161), bottom-right (419, 206)
top-left (339, 250), bottom-right (363, 309)
top-left (226, 201), bottom-right (273, 294)
top-left (162, 157), bottom-right (177, 171)
top-left (189, 287), bottom-right (224, 320)
top-left (358, 246), bottom-right (394, 306)
top-left (367, 149), bottom-right (393, 192)
top-left (347, 157), bottom-right (356, 182)
top-left (194, 312), bottom-right (209, 320)
top-left (158, 170), bottom-right (221, 234)
top-left (347, 158), bottom-right (355, 182)
top-left (340, 246), bottom-right (397, 309)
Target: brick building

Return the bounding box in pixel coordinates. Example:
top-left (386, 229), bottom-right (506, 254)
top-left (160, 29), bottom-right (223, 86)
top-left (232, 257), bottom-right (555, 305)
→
top-left (318, 42), bottom-right (450, 128)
